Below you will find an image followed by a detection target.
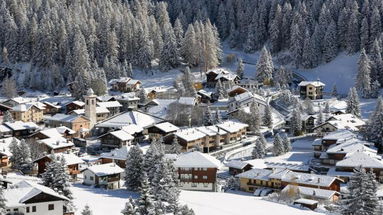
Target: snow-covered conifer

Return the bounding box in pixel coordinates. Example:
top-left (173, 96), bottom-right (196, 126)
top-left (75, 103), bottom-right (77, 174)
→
top-left (263, 105), bottom-right (273, 128)
top-left (124, 145), bottom-right (144, 191)
top-left (236, 58), bottom-right (244, 79)
top-left (356, 49), bottom-right (372, 98)
top-left (273, 133), bottom-right (284, 156)
top-left (81, 205), bottom-right (93, 215)
top-left (3, 110), bottom-right (14, 123)
top-left (290, 108), bottom-right (302, 136)
top-left (346, 87), bottom-right (361, 117)
top-left (282, 134), bottom-right (292, 153)
top-left (256, 46), bottom-right (274, 85)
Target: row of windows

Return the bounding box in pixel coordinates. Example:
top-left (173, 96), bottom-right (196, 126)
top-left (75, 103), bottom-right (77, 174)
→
top-left (180, 174), bottom-right (208, 180)
top-left (180, 167), bottom-right (208, 171)
top-left (7, 204), bottom-right (54, 214)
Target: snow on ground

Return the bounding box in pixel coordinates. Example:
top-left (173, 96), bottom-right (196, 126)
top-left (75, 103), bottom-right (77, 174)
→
top-left (180, 190), bottom-right (324, 215)
top-left (223, 45), bottom-right (359, 96)
top-left (326, 98), bottom-right (377, 120)
top-left (72, 183), bottom-right (138, 214)
top-left (295, 53), bottom-right (358, 95)
top-left (71, 184), bottom-right (324, 215)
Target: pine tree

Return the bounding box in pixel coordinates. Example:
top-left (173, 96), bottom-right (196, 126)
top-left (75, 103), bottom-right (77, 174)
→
top-left (339, 168), bottom-right (379, 215)
top-left (138, 88), bottom-right (148, 105)
top-left (356, 49), bottom-right (372, 98)
top-left (249, 102), bottom-right (261, 132)
top-left (365, 97), bottom-right (383, 150)
top-left (252, 139), bottom-right (266, 159)
top-left (169, 135), bottom-right (182, 154)
top-left (3, 110), bottom-right (14, 123)
top-left (124, 145), bottom-right (144, 191)
top-left (236, 58), bottom-right (244, 79)
top-left (323, 20), bottom-right (338, 62)
top-left (137, 172), bottom-right (156, 215)
top-left (121, 198), bottom-right (137, 215)
top-left (215, 108), bottom-right (222, 124)
top-left (9, 138), bottom-right (30, 171)
top-left (181, 67), bottom-right (196, 97)
top-left (263, 105), bottom-right (273, 128)
top-left (324, 101), bottom-right (330, 113)
top-left (256, 46), bottom-right (274, 85)
top-left (273, 133), bottom-right (284, 156)
top-left (331, 85), bottom-right (338, 98)
top-left (144, 141), bottom-right (165, 183)
top-left (317, 106), bottom-right (324, 125)
top-left (290, 108), bottom-right (302, 136)
top-left (282, 134), bottom-right (292, 153)
top-left (159, 23), bottom-right (180, 72)
top-left (370, 80), bottom-right (380, 98)
top-left (346, 87), bottom-right (361, 118)
top-left (81, 205), bottom-right (93, 215)
top-left (203, 105), bottom-right (214, 126)
top-left (175, 205), bottom-right (195, 215)
top-left (215, 79), bottom-right (226, 100)
top-left (0, 182), bottom-right (6, 215)
top-left (2, 75), bottom-right (17, 98)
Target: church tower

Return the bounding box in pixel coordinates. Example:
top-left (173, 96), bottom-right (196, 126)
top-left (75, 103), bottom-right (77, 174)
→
top-left (84, 88), bottom-right (97, 128)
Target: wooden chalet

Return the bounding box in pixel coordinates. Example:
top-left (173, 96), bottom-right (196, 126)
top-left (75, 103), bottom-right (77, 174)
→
top-left (82, 163), bottom-right (124, 189)
top-left (65, 101), bottom-right (85, 113)
top-left (147, 122), bottom-right (179, 141)
top-left (99, 130), bottom-right (134, 149)
top-left (33, 153), bottom-right (84, 179)
top-left (225, 160), bottom-right (253, 176)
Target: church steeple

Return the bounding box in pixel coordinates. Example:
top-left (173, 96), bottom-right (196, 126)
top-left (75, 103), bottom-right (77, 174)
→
top-left (84, 88), bottom-right (97, 128)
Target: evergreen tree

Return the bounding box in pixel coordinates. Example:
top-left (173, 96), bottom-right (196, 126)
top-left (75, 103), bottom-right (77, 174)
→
top-left (252, 139), bottom-right (266, 159)
top-left (215, 108), bottom-right (222, 124)
top-left (323, 20), bottom-right (338, 62)
top-left (144, 141), bottom-right (165, 182)
top-left (282, 134), bottom-right (292, 153)
top-left (365, 97), bottom-right (383, 150)
top-left (203, 105), bottom-right (214, 126)
top-left (0, 182), bottom-right (6, 214)
top-left (346, 87), bottom-right (361, 117)
top-left (215, 79), bottom-right (226, 99)
top-left (137, 173), bottom-right (156, 215)
top-left (124, 145), bottom-right (144, 191)
top-left (356, 49), bottom-right (372, 98)
top-left (3, 110), bottom-right (14, 123)
top-left (339, 168), bottom-right (379, 215)
top-left (249, 102), bottom-right (261, 132)
top-left (272, 133), bottom-right (284, 156)
top-left (236, 58), bottom-right (244, 79)
top-left (169, 135), bottom-right (182, 154)
top-left (324, 101), bottom-right (330, 113)
top-left (290, 108), bottom-right (302, 136)
top-left (370, 80), bottom-right (380, 98)
top-left (2, 75), bottom-right (17, 98)
top-left (138, 88), bottom-right (148, 105)
top-left (81, 205), bottom-right (93, 215)
top-left (263, 105), bottom-right (273, 128)
top-left (317, 106), bottom-right (324, 125)
top-left (9, 138), bottom-right (30, 170)
top-left (121, 198), bottom-right (137, 215)
top-left (331, 85), bottom-right (338, 98)
top-left (256, 46), bottom-right (274, 85)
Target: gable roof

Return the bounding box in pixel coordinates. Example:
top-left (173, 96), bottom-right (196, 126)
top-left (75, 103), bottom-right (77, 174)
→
top-left (100, 146), bottom-right (130, 160)
top-left (216, 120), bottom-right (248, 133)
top-left (283, 185), bottom-right (339, 200)
top-left (153, 122), bottom-right (179, 133)
top-left (102, 130), bottom-right (134, 141)
top-left (174, 128), bottom-right (206, 142)
top-left (84, 163), bottom-right (124, 176)
top-left (4, 121), bottom-right (39, 131)
top-left (71, 107), bottom-right (110, 115)
top-left (336, 151), bottom-right (383, 169)
top-left (45, 114), bottom-right (89, 123)
top-left (96, 111), bottom-right (164, 129)
top-left (175, 151), bottom-right (221, 168)
top-left (225, 160), bottom-right (252, 169)
top-left (97, 101), bottom-right (122, 108)
top-left (4, 180), bottom-right (69, 207)
top-left (298, 81), bottom-right (325, 87)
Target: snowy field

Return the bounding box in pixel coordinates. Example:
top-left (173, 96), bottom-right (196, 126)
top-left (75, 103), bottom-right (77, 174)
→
top-left (71, 183), bottom-right (324, 215)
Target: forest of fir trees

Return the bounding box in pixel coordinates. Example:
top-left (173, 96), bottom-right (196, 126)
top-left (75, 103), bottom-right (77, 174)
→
top-left (0, 0), bottom-right (221, 98)
top-left (2, 0), bottom-right (383, 96)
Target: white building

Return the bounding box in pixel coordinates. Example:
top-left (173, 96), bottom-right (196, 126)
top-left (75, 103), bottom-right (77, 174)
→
top-left (82, 163), bottom-right (124, 189)
top-left (4, 180), bottom-right (69, 215)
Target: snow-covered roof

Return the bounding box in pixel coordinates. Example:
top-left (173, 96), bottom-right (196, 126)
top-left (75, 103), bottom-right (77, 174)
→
top-left (45, 113), bottom-right (88, 123)
top-left (4, 121), bottom-right (39, 131)
top-left (216, 120), bottom-right (248, 133)
top-left (225, 160), bottom-right (252, 169)
top-left (326, 138), bottom-right (375, 155)
top-left (326, 168), bottom-right (354, 178)
top-left (43, 101), bottom-right (61, 109)
top-left (298, 81), bottom-right (325, 87)
top-left (97, 101), bottom-right (122, 108)
top-left (265, 162), bottom-right (310, 172)
top-left (175, 151), bottom-right (221, 168)
top-left (312, 138), bottom-right (322, 146)
top-left (153, 122), bottom-right (179, 133)
top-left (174, 128), bottom-right (206, 142)
top-left (4, 180), bottom-right (69, 207)
top-left (11, 103), bottom-right (44, 112)
top-left (55, 126), bottom-right (76, 135)
top-left (39, 137), bottom-right (74, 149)
top-left (283, 185), bottom-right (339, 200)
top-left (322, 129), bottom-right (356, 141)
top-left (69, 100), bottom-right (85, 107)
top-left (41, 96), bottom-right (75, 106)
top-left (96, 111), bottom-right (163, 129)
top-left (196, 125), bottom-right (227, 136)
top-left (336, 152), bottom-right (383, 169)
top-left (0, 124), bottom-right (12, 133)
top-left (100, 146), bottom-right (130, 160)
top-left (72, 107), bottom-right (110, 115)
top-left (214, 71), bottom-right (238, 81)
top-left (146, 99), bottom-right (176, 118)
top-left (8, 97), bottom-right (38, 105)
top-left (121, 124), bottom-right (144, 135)
top-left (35, 153), bottom-right (84, 166)
top-left (236, 168), bottom-right (272, 180)
top-left (109, 77), bottom-right (140, 85)
top-left (85, 163), bottom-right (124, 176)
top-left (281, 171), bottom-right (340, 187)
top-left (39, 128), bottom-right (67, 139)
top-left (207, 68), bottom-right (230, 75)
top-left (316, 114), bottom-right (365, 131)
top-left (177, 97), bottom-right (197, 106)
top-left (0, 137), bottom-right (19, 156)
top-left (294, 198), bottom-right (318, 205)
top-left (107, 130), bottom-right (134, 141)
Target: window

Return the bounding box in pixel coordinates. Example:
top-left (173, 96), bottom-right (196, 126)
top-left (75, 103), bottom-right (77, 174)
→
top-left (194, 175), bottom-right (198, 179)
top-left (202, 168), bottom-right (207, 171)
top-left (48, 204), bottom-right (54, 211)
top-left (90, 176), bottom-right (94, 181)
top-left (191, 183), bottom-right (197, 187)
top-left (84, 175), bottom-right (87, 179)
top-left (26, 207), bottom-right (30, 213)
top-left (203, 183), bottom-right (209, 187)
top-left (32, 206), bottom-right (36, 212)
top-left (13, 208), bottom-right (19, 212)
top-left (202, 176), bottom-right (208, 180)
